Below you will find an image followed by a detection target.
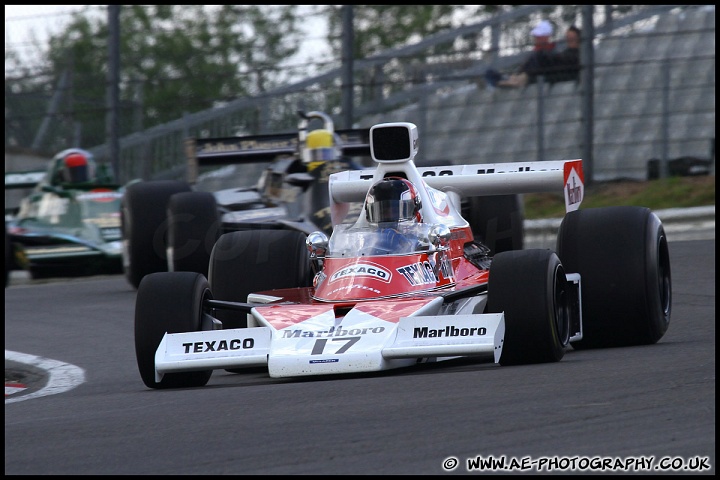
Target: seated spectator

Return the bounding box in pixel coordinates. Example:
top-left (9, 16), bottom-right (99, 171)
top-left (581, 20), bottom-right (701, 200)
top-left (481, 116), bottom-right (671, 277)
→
top-left (485, 20), bottom-right (556, 90)
top-left (537, 25), bottom-right (581, 84)
top-left (528, 19), bottom-right (556, 52)
top-left (486, 24), bottom-right (581, 90)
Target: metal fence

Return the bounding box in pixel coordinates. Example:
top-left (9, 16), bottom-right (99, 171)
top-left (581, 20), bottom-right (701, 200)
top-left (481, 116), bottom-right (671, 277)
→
top-left (364, 11), bottom-right (715, 182)
top-left (79, 5), bottom-right (714, 184)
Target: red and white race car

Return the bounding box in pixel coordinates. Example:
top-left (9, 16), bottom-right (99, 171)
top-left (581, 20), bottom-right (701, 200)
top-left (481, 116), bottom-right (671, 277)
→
top-left (134, 122), bottom-right (671, 388)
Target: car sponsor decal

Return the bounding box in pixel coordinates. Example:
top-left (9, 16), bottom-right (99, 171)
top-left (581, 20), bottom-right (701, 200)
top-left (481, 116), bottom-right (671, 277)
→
top-left (396, 260), bottom-right (436, 286)
top-left (384, 313), bottom-right (504, 362)
top-left (313, 271), bottom-right (327, 289)
top-left (156, 328), bottom-right (272, 373)
top-left (76, 189), bottom-right (122, 202)
top-left (223, 206), bottom-right (287, 222)
top-left (26, 245), bottom-right (93, 255)
top-left (38, 195), bottom-right (69, 217)
top-left (181, 337), bottom-right (256, 353)
top-left (413, 325), bottom-right (488, 338)
top-left (86, 216), bottom-right (121, 228)
top-left (4, 171), bottom-right (46, 187)
top-left (281, 324), bottom-right (386, 339)
top-left (564, 160), bottom-right (584, 212)
top-left (100, 227), bottom-right (121, 239)
top-left (424, 187), bottom-right (451, 216)
top-left (328, 261), bottom-right (392, 284)
top-left (397, 254), bottom-right (454, 286)
top-left (199, 137), bottom-right (299, 154)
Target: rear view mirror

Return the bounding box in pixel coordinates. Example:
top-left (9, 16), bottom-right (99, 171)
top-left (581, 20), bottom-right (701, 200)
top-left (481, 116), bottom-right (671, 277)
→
top-left (370, 123), bottom-right (418, 163)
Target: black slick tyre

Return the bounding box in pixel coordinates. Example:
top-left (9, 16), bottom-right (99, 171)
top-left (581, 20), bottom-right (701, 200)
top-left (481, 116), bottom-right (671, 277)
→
top-left (122, 180), bottom-right (191, 289)
top-left (464, 194), bottom-right (525, 254)
top-left (167, 191), bottom-right (220, 277)
top-left (209, 229), bottom-right (313, 330)
top-left (488, 249), bottom-right (571, 365)
top-left (557, 206), bottom-right (671, 349)
top-left (134, 272), bottom-right (213, 389)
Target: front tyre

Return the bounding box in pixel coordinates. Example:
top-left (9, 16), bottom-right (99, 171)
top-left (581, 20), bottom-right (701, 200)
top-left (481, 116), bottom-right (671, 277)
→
top-left (488, 249), bottom-right (571, 365)
top-left (557, 206), bottom-right (671, 349)
top-left (134, 272), bottom-right (213, 389)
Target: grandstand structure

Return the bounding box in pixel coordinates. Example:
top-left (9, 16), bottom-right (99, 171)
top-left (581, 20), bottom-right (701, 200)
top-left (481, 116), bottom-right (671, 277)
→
top-left (72, 5), bottom-right (716, 183)
top-left (360, 5), bottom-right (715, 181)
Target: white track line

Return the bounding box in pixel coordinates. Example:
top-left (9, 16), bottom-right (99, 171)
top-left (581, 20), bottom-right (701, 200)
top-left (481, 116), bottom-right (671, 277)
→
top-left (5, 350), bottom-right (86, 404)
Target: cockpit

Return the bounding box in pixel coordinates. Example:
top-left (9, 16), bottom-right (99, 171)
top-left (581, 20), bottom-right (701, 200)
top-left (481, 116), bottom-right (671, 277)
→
top-left (327, 222), bottom-right (432, 257)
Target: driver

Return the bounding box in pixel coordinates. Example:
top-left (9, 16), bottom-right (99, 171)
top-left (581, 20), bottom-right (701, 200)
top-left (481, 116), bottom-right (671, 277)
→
top-left (51, 149), bottom-right (97, 186)
top-left (364, 176), bottom-right (423, 254)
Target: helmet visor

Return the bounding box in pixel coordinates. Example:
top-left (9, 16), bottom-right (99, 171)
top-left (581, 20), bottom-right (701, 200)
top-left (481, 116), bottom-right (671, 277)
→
top-left (367, 189), bottom-right (417, 224)
top-left (63, 153), bottom-right (89, 183)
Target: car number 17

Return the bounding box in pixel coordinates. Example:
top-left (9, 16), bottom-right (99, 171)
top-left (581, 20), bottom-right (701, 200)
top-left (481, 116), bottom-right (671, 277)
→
top-left (310, 337), bottom-right (361, 355)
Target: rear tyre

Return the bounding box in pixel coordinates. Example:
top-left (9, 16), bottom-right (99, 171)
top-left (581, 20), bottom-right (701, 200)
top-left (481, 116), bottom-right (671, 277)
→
top-left (167, 191), bottom-right (220, 278)
top-left (134, 272), bottom-right (213, 389)
top-left (122, 180), bottom-right (191, 289)
top-left (557, 206), bottom-right (671, 349)
top-left (464, 194), bottom-right (525, 254)
top-left (209, 230), bottom-right (313, 330)
top-left (488, 249), bottom-right (570, 365)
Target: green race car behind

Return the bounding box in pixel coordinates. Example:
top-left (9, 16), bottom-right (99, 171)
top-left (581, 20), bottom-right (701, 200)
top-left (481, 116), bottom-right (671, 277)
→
top-left (5, 148), bottom-right (124, 282)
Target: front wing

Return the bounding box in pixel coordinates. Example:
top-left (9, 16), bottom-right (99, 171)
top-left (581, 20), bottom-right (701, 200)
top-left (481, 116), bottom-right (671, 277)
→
top-left (154, 311), bottom-right (504, 380)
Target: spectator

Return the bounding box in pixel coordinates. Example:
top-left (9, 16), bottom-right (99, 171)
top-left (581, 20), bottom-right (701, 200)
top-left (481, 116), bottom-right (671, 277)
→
top-left (488, 24), bottom-right (582, 90)
top-left (484, 19), bottom-right (556, 90)
top-left (528, 19), bottom-right (556, 52)
top-left (544, 25), bottom-right (581, 84)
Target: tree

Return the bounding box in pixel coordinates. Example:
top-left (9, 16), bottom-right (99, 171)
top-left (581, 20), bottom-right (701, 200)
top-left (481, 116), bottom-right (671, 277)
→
top-left (5, 5), bottom-right (303, 152)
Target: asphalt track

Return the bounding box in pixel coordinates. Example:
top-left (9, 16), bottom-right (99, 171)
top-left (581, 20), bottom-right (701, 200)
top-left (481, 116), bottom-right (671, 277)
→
top-left (4, 239), bottom-right (715, 475)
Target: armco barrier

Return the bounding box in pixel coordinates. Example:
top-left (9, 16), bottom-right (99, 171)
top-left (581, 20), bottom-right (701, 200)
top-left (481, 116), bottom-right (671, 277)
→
top-left (524, 205), bottom-right (715, 249)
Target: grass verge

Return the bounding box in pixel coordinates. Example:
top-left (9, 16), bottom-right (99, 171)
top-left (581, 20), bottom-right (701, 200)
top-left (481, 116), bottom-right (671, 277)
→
top-left (523, 174), bottom-right (715, 219)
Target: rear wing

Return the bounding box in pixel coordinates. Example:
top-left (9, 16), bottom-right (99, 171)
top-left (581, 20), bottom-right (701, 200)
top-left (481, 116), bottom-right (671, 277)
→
top-left (184, 111), bottom-right (371, 183)
top-left (328, 122), bottom-right (585, 227)
top-left (330, 160), bottom-right (585, 200)
top-left (4, 170), bottom-right (46, 190)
